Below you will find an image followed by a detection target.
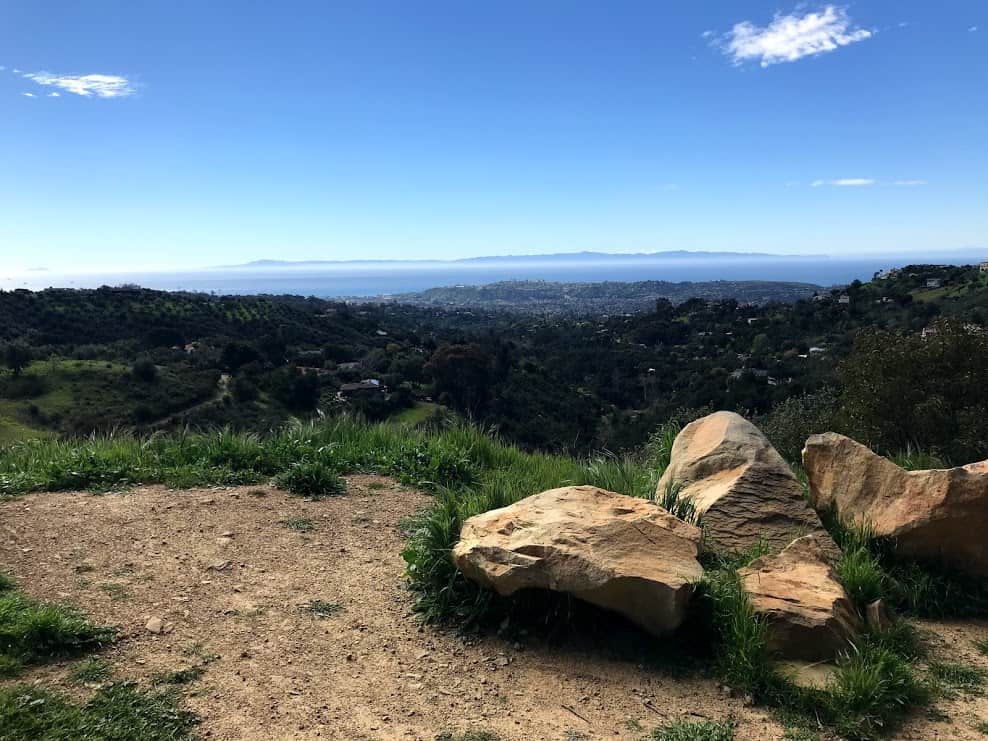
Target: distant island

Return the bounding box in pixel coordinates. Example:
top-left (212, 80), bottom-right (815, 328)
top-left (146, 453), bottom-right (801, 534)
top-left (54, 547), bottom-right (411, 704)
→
top-left (217, 250), bottom-right (824, 269)
top-left (361, 278), bottom-right (823, 314)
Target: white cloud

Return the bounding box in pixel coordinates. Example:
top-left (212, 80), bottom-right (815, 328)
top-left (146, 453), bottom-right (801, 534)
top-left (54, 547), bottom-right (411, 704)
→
top-left (22, 72), bottom-right (135, 98)
top-left (48, 92), bottom-right (60, 97)
top-left (812, 178), bottom-right (875, 187)
top-left (21, 92), bottom-right (35, 98)
top-left (893, 179), bottom-right (927, 186)
top-left (970, 26), bottom-right (979, 33)
top-left (715, 5), bottom-right (873, 67)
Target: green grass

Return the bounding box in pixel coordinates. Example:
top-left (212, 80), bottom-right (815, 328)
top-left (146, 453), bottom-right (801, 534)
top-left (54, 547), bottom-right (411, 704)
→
top-left (974, 638), bottom-right (988, 657)
top-left (0, 682), bottom-right (198, 740)
top-left (929, 661), bottom-right (986, 695)
top-left (650, 719), bottom-right (735, 741)
top-left (391, 401), bottom-right (441, 426)
top-left (0, 582), bottom-right (115, 675)
top-left (70, 657), bottom-right (112, 684)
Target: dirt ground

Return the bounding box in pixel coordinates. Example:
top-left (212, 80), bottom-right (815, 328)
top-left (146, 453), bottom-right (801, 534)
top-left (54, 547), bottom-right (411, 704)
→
top-left (2, 478), bottom-right (987, 740)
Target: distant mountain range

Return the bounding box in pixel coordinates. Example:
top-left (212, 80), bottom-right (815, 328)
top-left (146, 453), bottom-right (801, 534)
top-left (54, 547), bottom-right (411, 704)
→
top-left (217, 250), bottom-right (824, 269)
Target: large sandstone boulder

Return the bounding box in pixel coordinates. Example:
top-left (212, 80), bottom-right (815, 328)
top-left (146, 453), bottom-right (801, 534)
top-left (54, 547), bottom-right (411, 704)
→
top-left (739, 535), bottom-right (861, 661)
top-left (451, 485), bottom-right (703, 636)
top-left (657, 411), bottom-right (836, 555)
top-left (804, 432), bottom-right (988, 576)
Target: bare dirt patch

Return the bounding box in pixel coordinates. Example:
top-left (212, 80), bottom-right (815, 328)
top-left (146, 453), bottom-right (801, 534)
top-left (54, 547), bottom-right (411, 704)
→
top-left (2, 478), bottom-right (987, 740)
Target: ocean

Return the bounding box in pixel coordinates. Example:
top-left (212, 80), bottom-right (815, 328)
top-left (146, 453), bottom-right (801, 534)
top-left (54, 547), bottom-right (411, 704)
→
top-left (4, 254), bottom-right (980, 298)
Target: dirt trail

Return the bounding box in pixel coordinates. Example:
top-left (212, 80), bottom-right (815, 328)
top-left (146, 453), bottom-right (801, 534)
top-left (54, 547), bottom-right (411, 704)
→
top-left (1, 479), bottom-right (987, 740)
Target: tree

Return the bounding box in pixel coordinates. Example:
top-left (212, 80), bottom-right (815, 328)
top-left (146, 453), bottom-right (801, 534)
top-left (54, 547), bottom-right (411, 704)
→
top-left (424, 343), bottom-right (494, 417)
top-left (131, 358), bottom-right (159, 383)
top-left (2, 342), bottom-right (31, 376)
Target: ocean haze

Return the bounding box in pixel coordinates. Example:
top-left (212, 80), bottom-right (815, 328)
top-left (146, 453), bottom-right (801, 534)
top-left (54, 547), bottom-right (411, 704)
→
top-left (4, 250), bottom-right (985, 298)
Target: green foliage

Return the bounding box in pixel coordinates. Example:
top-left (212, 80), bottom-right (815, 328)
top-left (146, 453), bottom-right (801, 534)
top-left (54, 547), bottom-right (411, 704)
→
top-left (275, 461), bottom-right (346, 497)
top-left (838, 320), bottom-right (988, 462)
top-left (0, 682), bottom-right (198, 740)
top-left (649, 718), bottom-right (735, 741)
top-left (756, 388), bottom-right (841, 465)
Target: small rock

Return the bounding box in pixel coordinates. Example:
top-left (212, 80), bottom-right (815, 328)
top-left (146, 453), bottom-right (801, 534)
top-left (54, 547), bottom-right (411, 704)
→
top-left (145, 617), bottom-right (164, 634)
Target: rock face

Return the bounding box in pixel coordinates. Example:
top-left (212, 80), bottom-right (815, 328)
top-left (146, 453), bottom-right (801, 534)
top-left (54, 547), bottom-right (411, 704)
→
top-left (804, 432), bottom-right (988, 576)
top-left (451, 485), bottom-right (703, 636)
top-left (657, 411), bottom-right (836, 555)
top-left (739, 535), bottom-right (861, 661)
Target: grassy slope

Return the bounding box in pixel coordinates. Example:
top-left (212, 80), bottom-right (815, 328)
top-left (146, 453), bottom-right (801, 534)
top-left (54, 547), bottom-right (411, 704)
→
top-left (1, 418), bottom-right (982, 739)
top-left (0, 360), bottom-right (219, 438)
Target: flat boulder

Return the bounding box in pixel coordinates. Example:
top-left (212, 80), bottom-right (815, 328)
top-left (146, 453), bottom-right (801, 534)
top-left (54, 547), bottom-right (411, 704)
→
top-left (739, 535), bottom-right (861, 661)
top-left (657, 411), bottom-right (836, 555)
top-left (804, 432), bottom-right (988, 576)
top-left (451, 485), bottom-right (703, 636)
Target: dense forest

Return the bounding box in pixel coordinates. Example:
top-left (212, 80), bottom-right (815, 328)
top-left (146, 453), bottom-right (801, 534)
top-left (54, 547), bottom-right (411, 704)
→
top-left (1, 262), bottom-right (987, 463)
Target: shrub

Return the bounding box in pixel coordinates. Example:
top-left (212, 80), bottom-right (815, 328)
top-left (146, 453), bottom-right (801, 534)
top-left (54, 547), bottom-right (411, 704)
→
top-left (275, 461), bottom-right (346, 497)
top-left (131, 358), bottom-right (159, 383)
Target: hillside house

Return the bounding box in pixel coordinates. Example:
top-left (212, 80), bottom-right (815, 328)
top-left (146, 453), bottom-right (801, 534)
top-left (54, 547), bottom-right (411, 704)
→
top-left (338, 379), bottom-right (387, 400)
top-left (980, 261), bottom-right (988, 273)
top-left (838, 294), bottom-right (851, 305)
top-left (926, 278), bottom-right (942, 289)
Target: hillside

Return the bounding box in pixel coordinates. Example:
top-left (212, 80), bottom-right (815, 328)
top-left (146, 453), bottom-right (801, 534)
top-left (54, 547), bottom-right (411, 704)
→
top-left (365, 279), bottom-right (823, 314)
top-left (0, 263), bottom-right (987, 459)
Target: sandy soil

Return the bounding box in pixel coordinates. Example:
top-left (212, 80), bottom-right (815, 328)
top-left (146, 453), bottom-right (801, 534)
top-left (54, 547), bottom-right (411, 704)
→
top-left (1, 479), bottom-right (987, 740)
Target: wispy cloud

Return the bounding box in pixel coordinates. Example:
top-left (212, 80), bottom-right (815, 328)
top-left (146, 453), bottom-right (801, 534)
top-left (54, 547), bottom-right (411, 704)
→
top-left (21, 92), bottom-right (35, 98)
top-left (22, 72), bottom-right (135, 98)
top-left (712, 5), bottom-right (873, 67)
top-left (893, 179), bottom-right (927, 186)
top-left (970, 26), bottom-right (979, 33)
top-left (812, 178), bottom-right (875, 187)
top-left (47, 92), bottom-right (60, 98)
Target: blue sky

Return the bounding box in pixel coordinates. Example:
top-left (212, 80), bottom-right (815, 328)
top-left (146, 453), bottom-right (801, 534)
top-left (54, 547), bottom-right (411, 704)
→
top-left (1, 1), bottom-right (985, 272)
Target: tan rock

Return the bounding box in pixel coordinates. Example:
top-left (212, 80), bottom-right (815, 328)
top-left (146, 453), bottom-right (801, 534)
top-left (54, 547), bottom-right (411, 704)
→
top-left (657, 411), bottom-right (836, 555)
top-left (803, 433), bottom-right (988, 576)
top-left (451, 485), bottom-right (703, 636)
top-left (739, 535), bottom-right (861, 661)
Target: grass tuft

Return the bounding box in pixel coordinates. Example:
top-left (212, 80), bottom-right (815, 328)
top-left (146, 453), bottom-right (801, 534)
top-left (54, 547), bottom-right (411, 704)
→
top-left (299, 599), bottom-right (342, 618)
top-left (649, 718), bottom-right (735, 741)
top-left (282, 515), bottom-right (315, 532)
top-left (274, 461), bottom-right (346, 497)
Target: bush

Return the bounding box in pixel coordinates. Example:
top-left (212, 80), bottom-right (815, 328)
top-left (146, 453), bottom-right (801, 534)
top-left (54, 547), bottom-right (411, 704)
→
top-left (275, 461), bottom-right (346, 497)
top-left (131, 358), bottom-right (158, 383)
